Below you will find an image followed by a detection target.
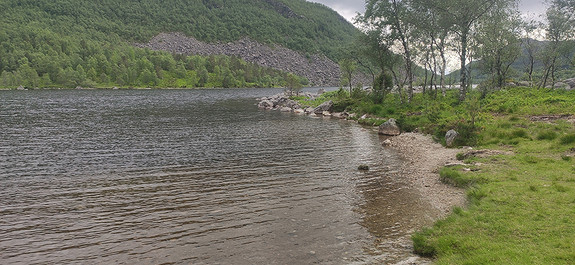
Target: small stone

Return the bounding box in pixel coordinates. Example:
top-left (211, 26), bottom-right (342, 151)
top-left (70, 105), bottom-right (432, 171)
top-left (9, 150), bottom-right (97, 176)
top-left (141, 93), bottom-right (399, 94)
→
top-left (358, 164), bottom-right (369, 170)
top-left (382, 139), bottom-right (392, 146)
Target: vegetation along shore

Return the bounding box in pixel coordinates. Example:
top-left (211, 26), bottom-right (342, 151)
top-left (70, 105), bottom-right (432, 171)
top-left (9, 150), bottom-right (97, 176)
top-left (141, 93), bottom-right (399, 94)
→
top-left (260, 83), bottom-right (575, 263)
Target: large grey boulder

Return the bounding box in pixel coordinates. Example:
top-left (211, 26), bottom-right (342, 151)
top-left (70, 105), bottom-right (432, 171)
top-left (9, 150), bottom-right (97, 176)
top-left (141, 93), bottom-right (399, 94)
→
top-left (446, 129), bottom-right (459, 147)
top-left (554, 82), bottom-right (570, 90)
top-left (517, 81), bottom-right (531, 87)
top-left (313, 100), bottom-right (333, 115)
top-left (378, 118), bottom-right (401, 136)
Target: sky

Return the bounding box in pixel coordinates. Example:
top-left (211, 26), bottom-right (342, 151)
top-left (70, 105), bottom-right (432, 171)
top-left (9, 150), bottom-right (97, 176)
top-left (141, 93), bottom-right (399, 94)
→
top-left (308, 0), bottom-right (548, 23)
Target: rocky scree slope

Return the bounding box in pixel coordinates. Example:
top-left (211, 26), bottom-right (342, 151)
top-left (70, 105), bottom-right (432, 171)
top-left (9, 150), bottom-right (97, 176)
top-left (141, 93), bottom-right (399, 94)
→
top-left (137, 33), bottom-right (368, 87)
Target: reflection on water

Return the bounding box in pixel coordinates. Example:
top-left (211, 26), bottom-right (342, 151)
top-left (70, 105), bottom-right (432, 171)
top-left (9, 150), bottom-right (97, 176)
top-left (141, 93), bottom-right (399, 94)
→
top-left (0, 89), bottom-right (435, 264)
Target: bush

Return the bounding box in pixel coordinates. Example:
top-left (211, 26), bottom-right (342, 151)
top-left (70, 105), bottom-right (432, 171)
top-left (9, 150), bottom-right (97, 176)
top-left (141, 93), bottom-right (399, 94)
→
top-left (456, 152), bottom-right (465, 161)
top-left (537, 130), bottom-right (558, 140)
top-left (511, 128), bottom-right (529, 139)
top-left (560, 134), bottom-right (575, 145)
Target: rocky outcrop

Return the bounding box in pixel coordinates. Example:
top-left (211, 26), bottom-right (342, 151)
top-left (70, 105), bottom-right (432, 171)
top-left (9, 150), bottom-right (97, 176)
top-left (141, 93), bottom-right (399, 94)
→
top-left (378, 118), bottom-right (401, 136)
top-left (135, 32), bottom-right (369, 87)
top-left (264, 0), bottom-right (303, 19)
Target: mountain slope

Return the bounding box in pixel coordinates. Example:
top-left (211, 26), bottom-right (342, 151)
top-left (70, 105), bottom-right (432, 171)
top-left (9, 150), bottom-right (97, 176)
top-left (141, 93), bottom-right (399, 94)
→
top-left (0, 0), bottom-right (361, 88)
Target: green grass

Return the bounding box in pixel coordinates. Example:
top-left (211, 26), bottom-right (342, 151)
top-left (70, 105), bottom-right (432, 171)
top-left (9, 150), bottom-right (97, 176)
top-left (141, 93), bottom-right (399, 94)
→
top-left (321, 86), bottom-right (575, 264)
top-left (413, 113), bottom-right (575, 264)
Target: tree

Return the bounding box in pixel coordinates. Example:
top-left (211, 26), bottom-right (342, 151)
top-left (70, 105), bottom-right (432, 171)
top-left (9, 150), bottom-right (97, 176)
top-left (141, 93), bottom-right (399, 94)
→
top-left (285, 73), bottom-right (302, 95)
top-left (421, 0), bottom-right (515, 101)
top-left (540, 0), bottom-right (574, 88)
top-left (521, 18), bottom-right (543, 86)
top-left (476, 4), bottom-right (522, 92)
top-left (339, 58), bottom-right (357, 94)
top-left (362, 0), bottom-right (416, 102)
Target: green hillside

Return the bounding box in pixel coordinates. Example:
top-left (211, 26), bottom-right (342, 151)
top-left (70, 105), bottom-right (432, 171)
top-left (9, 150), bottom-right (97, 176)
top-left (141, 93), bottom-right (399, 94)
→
top-left (0, 0), bottom-right (360, 88)
top-left (446, 39), bottom-right (575, 85)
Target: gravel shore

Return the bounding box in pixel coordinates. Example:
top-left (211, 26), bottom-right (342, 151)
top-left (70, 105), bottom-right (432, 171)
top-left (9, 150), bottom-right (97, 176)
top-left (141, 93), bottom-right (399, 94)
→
top-left (389, 132), bottom-right (467, 219)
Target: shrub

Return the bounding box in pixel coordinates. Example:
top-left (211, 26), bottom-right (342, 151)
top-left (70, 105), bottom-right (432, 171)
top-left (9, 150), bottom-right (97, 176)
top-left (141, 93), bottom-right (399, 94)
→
top-left (511, 128), bottom-right (529, 139)
top-left (537, 130), bottom-right (558, 140)
top-left (560, 134), bottom-right (575, 145)
top-left (456, 152), bottom-right (465, 161)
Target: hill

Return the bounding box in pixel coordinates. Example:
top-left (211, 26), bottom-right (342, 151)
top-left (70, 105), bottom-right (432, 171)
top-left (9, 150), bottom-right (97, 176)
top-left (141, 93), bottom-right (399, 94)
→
top-left (0, 0), bottom-right (361, 88)
top-left (446, 39), bottom-right (575, 85)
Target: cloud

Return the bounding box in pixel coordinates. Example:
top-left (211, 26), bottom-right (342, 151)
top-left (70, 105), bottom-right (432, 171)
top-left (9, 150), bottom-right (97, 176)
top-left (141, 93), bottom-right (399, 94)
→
top-left (309, 0), bottom-right (547, 23)
top-left (308, 0), bottom-right (365, 22)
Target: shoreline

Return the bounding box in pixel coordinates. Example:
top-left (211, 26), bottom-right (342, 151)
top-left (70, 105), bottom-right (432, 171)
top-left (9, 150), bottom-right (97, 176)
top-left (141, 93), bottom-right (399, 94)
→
top-left (258, 93), bottom-right (467, 263)
top-left (380, 133), bottom-right (466, 265)
top-left (388, 133), bottom-right (466, 219)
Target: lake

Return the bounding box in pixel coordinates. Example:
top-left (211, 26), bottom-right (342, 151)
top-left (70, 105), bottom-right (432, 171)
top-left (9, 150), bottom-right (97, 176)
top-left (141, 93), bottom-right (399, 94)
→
top-left (0, 88), bottom-right (435, 264)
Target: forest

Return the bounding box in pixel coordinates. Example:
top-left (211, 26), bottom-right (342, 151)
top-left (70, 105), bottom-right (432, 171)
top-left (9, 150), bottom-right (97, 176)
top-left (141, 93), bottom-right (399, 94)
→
top-left (0, 0), bottom-right (358, 89)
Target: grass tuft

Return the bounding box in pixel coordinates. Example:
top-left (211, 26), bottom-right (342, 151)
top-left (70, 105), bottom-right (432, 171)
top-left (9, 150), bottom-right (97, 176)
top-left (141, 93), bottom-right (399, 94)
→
top-left (560, 134), bottom-right (575, 145)
top-left (439, 167), bottom-right (482, 188)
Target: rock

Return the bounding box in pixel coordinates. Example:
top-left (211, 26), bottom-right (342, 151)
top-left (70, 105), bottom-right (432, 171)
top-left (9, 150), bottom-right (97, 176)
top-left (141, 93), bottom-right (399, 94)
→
top-left (378, 118), bottom-right (401, 136)
top-left (285, 99), bottom-right (300, 109)
top-left (445, 129), bottom-right (459, 147)
top-left (517, 81), bottom-right (531, 87)
top-left (382, 139), bottom-right (392, 146)
top-left (258, 100), bottom-right (274, 109)
top-left (16, 85), bottom-right (25, 90)
top-left (136, 33), bottom-right (371, 87)
top-left (332, 112), bottom-right (348, 119)
top-left (293, 108), bottom-right (305, 114)
top-left (313, 100), bottom-right (333, 115)
top-left (358, 164), bottom-right (369, 171)
top-left (304, 107), bottom-right (315, 114)
top-left (112, 86), bottom-right (119, 90)
top-left (563, 78), bottom-right (575, 90)
top-left (554, 82), bottom-right (570, 89)
top-left (76, 86), bottom-right (83, 90)
top-left (505, 82), bottom-right (517, 87)
top-left (317, 88), bottom-right (325, 95)
top-left (280, 107), bottom-right (292, 112)
top-left (322, 111), bottom-right (331, 116)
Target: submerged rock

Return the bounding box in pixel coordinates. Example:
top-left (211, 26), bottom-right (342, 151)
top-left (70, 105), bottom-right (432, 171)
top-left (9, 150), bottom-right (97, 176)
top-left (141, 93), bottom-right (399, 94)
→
top-left (378, 118), bottom-right (401, 136)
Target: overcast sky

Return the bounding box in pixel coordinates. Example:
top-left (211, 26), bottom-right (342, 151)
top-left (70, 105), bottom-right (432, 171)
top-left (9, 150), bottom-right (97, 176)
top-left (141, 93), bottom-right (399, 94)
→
top-left (308, 0), bottom-right (548, 23)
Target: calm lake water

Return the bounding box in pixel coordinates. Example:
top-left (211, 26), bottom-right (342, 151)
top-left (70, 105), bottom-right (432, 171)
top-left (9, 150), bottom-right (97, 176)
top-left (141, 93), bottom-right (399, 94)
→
top-left (0, 89), bottom-right (436, 264)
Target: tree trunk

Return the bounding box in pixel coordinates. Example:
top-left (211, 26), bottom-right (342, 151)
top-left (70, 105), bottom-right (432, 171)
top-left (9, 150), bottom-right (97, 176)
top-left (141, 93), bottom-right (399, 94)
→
top-left (459, 28), bottom-right (469, 102)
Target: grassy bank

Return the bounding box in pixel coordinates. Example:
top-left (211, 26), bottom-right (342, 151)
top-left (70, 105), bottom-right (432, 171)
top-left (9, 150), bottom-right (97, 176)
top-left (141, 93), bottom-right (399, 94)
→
top-left (302, 87), bottom-right (575, 264)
